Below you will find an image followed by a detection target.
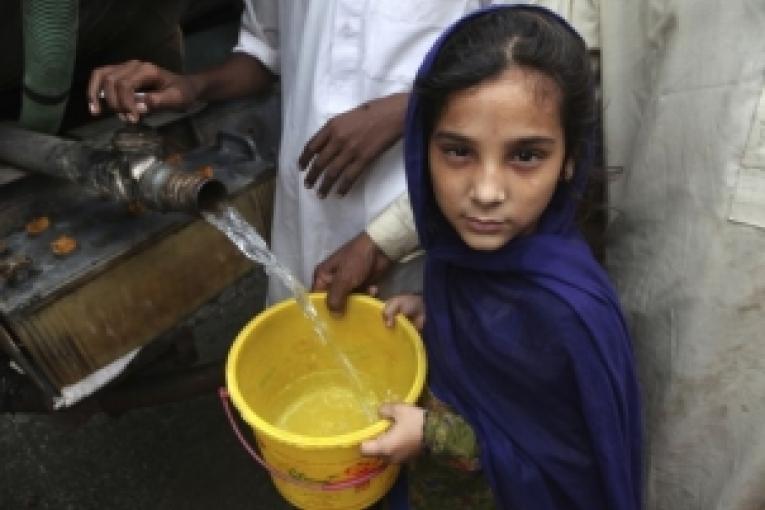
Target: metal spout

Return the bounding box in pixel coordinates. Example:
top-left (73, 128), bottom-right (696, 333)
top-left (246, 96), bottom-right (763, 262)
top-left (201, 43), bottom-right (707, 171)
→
top-left (0, 123), bottom-right (227, 214)
top-left (134, 156), bottom-right (227, 213)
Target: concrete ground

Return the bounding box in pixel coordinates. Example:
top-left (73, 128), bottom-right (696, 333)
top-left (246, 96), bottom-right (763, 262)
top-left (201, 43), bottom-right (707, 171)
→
top-left (0, 394), bottom-right (293, 510)
top-left (1, 268), bottom-right (293, 510)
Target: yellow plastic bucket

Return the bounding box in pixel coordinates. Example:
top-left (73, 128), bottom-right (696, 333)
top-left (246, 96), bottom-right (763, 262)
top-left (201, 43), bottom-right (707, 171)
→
top-left (224, 293), bottom-right (426, 510)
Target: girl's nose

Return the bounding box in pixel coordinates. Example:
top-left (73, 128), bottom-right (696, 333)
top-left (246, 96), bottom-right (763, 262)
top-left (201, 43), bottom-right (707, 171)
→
top-left (469, 166), bottom-right (506, 206)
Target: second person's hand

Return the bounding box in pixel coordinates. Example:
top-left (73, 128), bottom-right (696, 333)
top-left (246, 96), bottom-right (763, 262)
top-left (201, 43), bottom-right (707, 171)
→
top-left (87, 60), bottom-right (201, 123)
top-left (299, 92), bottom-right (409, 198)
top-left (312, 232), bottom-right (393, 314)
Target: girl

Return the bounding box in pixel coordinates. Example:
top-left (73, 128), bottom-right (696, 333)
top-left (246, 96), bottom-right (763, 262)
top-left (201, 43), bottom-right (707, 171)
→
top-left (360, 6), bottom-right (642, 510)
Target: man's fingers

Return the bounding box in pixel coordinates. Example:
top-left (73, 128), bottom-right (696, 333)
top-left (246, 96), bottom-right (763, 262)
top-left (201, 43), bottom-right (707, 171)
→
top-left (299, 126), bottom-right (331, 170)
top-left (143, 87), bottom-right (181, 112)
top-left (87, 67), bottom-right (109, 115)
top-left (304, 140), bottom-right (343, 191)
top-left (99, 63), bottom-right (142, 117)
top-left (335, 159), bottom-right (365, 196)
top-left (116, 81), bottom-right (142, 122)
top-left (119, 63), bottom-right (170, 120)
top-left (316, 166), bottom-right (343, 198)
top-left (116, 62), bottom-right (163, 120)
top-left (315, 148), bottom-right (358, 197)
top-left (87, 61), bottom-right (173, 120)
top-left (303, 145), bottom-right (337, 189)
top-left (100, 71), bottom-right (121, 115)
top-left (326, 272), bottom-right (354, 314)
top-left (311, 265), bottom-right (334, 292)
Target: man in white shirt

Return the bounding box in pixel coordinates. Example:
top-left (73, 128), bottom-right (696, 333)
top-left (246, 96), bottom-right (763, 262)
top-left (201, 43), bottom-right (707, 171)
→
top-left (88, 0), bottom-right (575, 307)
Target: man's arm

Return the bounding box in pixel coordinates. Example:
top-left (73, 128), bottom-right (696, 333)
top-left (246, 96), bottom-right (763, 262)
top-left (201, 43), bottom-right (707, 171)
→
top-left (87, 4), bottom-right (279, 122)
top-left (87, 54), bottom-right (276, 122)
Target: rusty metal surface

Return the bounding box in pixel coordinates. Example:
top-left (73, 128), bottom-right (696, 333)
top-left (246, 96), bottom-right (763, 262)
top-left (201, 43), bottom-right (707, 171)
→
top-left (0, 317), bottom-right (58, 402)
top-left (0, 100), bottom-right (278, 396)
top-left (0, 133), bottom-right (267, 314)
top-left (1, 183), bottom-right (273, 392)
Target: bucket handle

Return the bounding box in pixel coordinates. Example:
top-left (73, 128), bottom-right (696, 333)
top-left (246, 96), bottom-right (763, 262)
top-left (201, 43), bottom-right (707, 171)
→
top-left (218, 387), bottom-right (387, 492)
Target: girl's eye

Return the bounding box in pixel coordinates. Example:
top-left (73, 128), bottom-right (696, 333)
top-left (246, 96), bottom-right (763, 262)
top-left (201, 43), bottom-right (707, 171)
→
top-left (441, 145), bottom-right (473, 163)
top-left (511, 148), bottom-right (545, 165)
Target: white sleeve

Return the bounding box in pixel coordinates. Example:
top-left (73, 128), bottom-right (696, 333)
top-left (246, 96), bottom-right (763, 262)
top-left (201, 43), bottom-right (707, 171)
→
top-left (233, 0), bottom-right (280, 74)
top-left (366, 193), bottom-right (420, 262)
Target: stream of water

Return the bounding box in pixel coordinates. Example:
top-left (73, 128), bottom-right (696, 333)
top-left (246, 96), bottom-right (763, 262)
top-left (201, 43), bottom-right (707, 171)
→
top-left (202, 204), bottom-right (377, 425)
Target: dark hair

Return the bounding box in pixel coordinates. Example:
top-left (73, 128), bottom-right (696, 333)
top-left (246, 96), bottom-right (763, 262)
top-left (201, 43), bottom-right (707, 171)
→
top-left (416, 8), bottom-right (596, 166)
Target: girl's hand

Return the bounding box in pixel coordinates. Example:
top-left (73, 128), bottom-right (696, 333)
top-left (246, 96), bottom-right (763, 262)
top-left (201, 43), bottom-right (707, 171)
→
top-left (383, 294), bottom-right (425, 331)
top-left (360, 403), bottom-right (425, 464)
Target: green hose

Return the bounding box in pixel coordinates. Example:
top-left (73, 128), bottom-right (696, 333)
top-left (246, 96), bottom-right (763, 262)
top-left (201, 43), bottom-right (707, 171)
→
top-left (19, 0), bottom-right (78, 133)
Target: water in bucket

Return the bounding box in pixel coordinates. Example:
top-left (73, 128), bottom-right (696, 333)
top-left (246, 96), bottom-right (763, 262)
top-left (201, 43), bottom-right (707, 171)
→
top-left (203, 204), bottom-right (379, 430)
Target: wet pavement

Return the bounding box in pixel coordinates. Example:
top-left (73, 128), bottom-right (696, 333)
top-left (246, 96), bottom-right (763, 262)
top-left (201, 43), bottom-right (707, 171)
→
top-left (1, 268), bottom-right (293, 509)
top-left (1, 393), bottom-right (293, 509)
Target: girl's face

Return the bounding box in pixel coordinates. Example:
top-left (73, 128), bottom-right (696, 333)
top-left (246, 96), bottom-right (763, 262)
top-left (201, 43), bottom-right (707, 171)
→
top-left (428, 66), bottom-right (568, 251)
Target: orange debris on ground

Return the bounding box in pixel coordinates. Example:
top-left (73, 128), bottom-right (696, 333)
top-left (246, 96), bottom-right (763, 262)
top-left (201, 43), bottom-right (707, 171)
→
top-left (197, 165), bottom-right (215, 179)
top-left (126, 200), bottom-right (146, 216)
top-left (26, 216), bottom-right (51, 236)
top-left (51, 235), bottom-right (77, 256)
top-left (165, 153), bottom-right (184, 167)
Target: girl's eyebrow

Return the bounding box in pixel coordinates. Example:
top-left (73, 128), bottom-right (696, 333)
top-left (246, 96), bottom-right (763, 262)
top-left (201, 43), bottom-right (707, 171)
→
top-left (432, 130), bottom-right (474, 144)
top-left (432, 130), bottom-right (557, 146)
top-left (511, 136), bottom-right (557, 146)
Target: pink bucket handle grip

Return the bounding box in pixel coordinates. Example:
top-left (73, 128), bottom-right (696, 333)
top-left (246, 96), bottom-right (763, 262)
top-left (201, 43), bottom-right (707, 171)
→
top-left (218, 387), bottom-right (387, 492)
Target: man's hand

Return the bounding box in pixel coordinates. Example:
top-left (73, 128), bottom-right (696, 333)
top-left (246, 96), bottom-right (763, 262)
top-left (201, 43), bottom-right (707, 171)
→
top-left (299, 92), bottom-right (409, 198)
top-left (360, 403), bottom-right (425, 464)
top-left (87, 54), bottom-right (274, 123)
top-left (382, 294), bottom-right (425, 331)
top-left (87, 60), bottom-right (200, 123)
top-left (312, 232), bottom-right (393, 313)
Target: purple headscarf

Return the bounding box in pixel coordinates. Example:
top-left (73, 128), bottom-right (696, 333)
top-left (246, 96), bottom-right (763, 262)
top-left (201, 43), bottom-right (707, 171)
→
top-left (400, 5), bottom-right (642, 509)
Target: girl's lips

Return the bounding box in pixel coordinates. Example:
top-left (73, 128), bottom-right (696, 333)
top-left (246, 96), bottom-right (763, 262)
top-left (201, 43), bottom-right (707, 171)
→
top-left (465, 217), bottom-right (505, 234)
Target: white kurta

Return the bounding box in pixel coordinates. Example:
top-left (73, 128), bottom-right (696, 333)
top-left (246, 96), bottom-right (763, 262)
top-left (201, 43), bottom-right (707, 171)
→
top-left (234, 0), bottom-right (576, 302)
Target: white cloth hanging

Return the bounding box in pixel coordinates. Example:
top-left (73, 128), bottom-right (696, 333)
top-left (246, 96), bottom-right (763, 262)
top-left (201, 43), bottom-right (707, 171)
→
top-left (602, 1), bottom-right (765, 508)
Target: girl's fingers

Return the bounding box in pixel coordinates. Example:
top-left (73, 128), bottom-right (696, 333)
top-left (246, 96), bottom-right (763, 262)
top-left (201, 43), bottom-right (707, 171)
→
top-left (360, 406), bottom-right (396, 455)
top-left (360, 438), bottom-right (383, 456)
top-left (377, 403), bottom-right (396, 419)
top-left (382, 300), bottom-right (401, 328)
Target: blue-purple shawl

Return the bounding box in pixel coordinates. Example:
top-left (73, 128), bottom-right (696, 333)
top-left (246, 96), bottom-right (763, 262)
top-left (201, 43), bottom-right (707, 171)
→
top-left (394, 6), bottom-right (642, 510)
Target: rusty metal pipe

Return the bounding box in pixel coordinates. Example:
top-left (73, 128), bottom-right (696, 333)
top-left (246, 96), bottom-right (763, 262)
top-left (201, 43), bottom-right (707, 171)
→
top-left (0, 123), bottom-right (226, 213)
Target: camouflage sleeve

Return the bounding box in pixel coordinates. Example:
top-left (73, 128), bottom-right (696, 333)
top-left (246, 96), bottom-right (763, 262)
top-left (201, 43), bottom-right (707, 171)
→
top-left (422, 408), bottom-right (482, 472)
